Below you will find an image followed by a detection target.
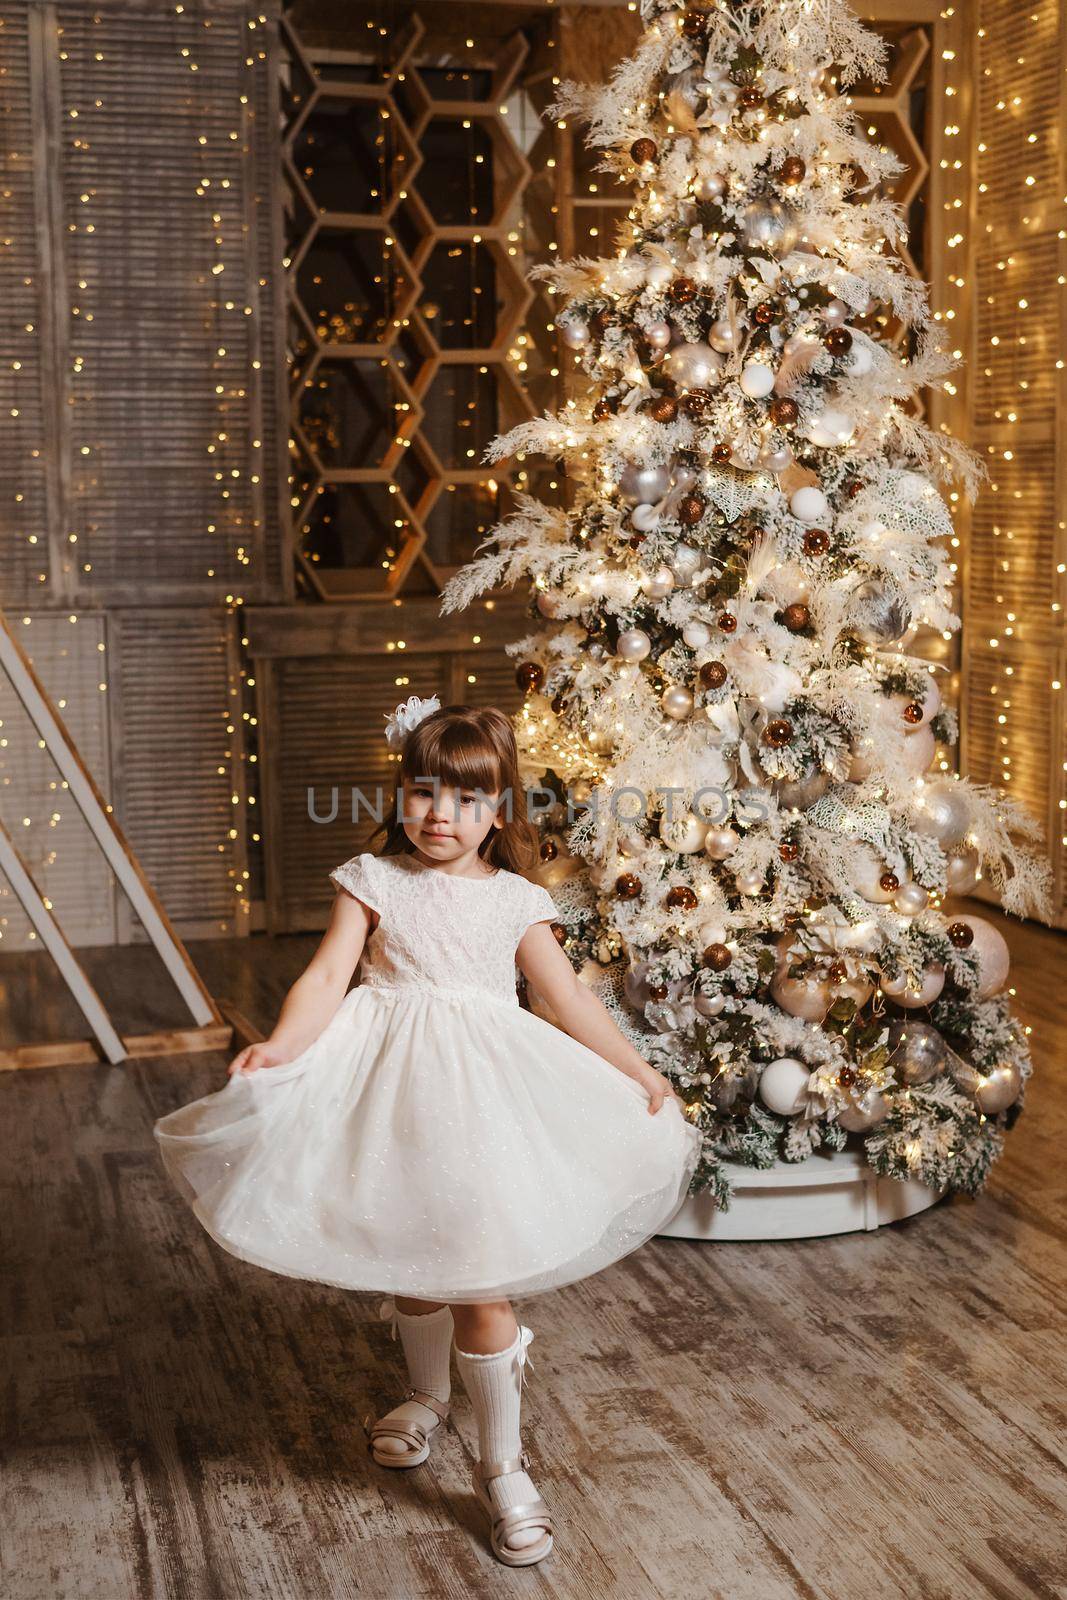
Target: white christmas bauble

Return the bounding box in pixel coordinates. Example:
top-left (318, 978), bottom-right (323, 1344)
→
top-left (670, 542), bottom-right (702, 579)
top-left (759, 443), bottom-right (793, 472)
top-left (662, 684), bottom-right (694, 721)
top-left (912, 782), bottom-right (970, 849)
top-left (759, 1057), bottom-right (811, 1116)
top-left (619, 462), bottom-right (672, 505)
top-left (741, 198), bottom-right (799, 256)
top-left (695, 989), bottom-right (727, 1018)
top-left (631, 503), bottom-right (661, 533)
top-left (694, 170), bottom-right (726, 201)
top-left (645, 565), bottom-right (676, 600)
top-left (946, 849), bottom-right (980, 894)
top-left (853, 844), bottom-right (902, 904)
top-left (740, 362), bottom-right (776, 399)
top-left (804, 408), bottom-right (855, 448)
top-left (645, 260), bottom-right (674, 289)
top-left (822, 298), bottom-right (848, 328)
top-left (672, 465), bottom-right (696, 490)
top-left (561, 320), bottom-right (590, 349)
top-left (699, 919), bottom-right (729, 947)
top-left (734, 868), bottom-right (765, 897)
top-left (703, 824), bottom-right (739, 861)
top-left (837, 1087), bottom-right (890, 1132)
top-left (900, 724), bottom-right (936, 779)
top-left (790, 486), bottom-right (829, 523)
top-left (661, 809), bottom-right (707, 853)
top-left (771, 970), bottom-right (831, 1021)
top-left (662, 341), bottom-right (723, 389)
top-left (683, 621), bottom-right (712, 649)
top-left (536, 590), bottom-right (562, 618)
top-left (709, 318), bottom-right (739, 353)
top-left (881, 964), bottom-right (946, 1008)
top-left (617, 628), bottom-right (652, 662)
top-left (894, 882), bottom-right (930, 917)
top-left (646, 319), bottom-right (672, 349)
top-left (974, 1061), bottom-right (1022, 1114)
top-left (952, 915), bottom-right (1010, 998)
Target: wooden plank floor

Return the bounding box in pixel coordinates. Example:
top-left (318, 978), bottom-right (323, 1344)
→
top-left (2, 906), bottom-right (1067, 1599)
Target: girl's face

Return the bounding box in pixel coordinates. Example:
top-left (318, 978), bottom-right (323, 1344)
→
top-left (401, 776), bottom-right (503, 861)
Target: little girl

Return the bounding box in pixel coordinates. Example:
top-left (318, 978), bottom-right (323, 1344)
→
top-left (154, 697), bottom-right (702, 1568)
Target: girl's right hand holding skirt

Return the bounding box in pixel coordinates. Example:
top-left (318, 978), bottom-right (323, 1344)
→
top-left (228, 1041), bottom-right (294, 1078)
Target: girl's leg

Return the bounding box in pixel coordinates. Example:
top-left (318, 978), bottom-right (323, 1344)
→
top-left (368, 1294), bottom-right (454, 1463)
top-left (452, 1301), bottom-right (552, 1560)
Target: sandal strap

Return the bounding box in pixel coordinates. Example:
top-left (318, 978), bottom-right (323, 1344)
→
top-left (491, 1500), bottom-right (553, 1539)
top-left (403, 1388), bottom-right (450, 1422)
top-left (479, 1448), bottom-right (530, 1481)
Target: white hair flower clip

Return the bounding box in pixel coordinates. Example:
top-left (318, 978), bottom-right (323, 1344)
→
top-left (384, 693), bottom-right (441, 751)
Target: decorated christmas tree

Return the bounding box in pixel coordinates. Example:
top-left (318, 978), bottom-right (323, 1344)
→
top-left (441, 0), bottom-right (1053, 1211)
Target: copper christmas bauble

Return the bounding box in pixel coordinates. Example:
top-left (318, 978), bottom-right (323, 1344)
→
top-left (838, 1063), bottom-right (856, 1088)
top-left (703, 942), bottom-right (732, 972)
top-left (615, 872), bottom-right (642, 899)
top-left (739, 85), bottom-right (764, 109)
top-left (753, 302), bottom-right (778, 326)
top-left (803, 527), bottom-right (830, 556)
top-left (699, 659), bottom-right (728, 690)
top-left (670, 276), bottom-right (697, 303)
top-left (630, 137), bottom-right (657, 164)
top-left (763, 718), bottom-right (793, 747)
top-left (666, 884), bottom-right (699, 910)
top-left (550, 693), bottom-right (566, 714)
top-left (649, 982), bottom-right (669, 1001)
top-left (711, 441), bottom-right (732, 463)
top-left (879, 871), bottom-right (900, 894)
top-left (540, 838), bottom-right (559, 861)
top-left (592, 398), bottom-right (613, 421)
top-left (516, 661), bottom-right (544, 692)
top-left (682, 388), bottom-right (712, 415)
top-left (769, 396), bottom-right (799, 426)
top-left (948, 920), bottom-right (975, 948)
top-left (902, 701), bottom-right (924, 726)
top-left (681, 9), bottom-right (707, 37)
top-left (678, 493), bottom-right (706, 525)
top-left (779, 840), bottom-right (799, 863)
top-left (782, 603), bottom-right (810, 633)
top-left (717, 612), bottom-right (738, 633)
top-left (780, 156), bottom-right (807, 185)
top-left (650, 394), bottom-right (680, 423)
top-left (825, 328), bottom-right (853, 357)
top-left (828, 959), bottom-right (848, 984)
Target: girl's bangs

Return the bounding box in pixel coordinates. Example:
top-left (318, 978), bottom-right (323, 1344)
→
top-left (401, 721), bottom-right (503, 794)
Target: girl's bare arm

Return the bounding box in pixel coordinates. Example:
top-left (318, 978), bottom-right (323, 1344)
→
top-left (516, 921), bottom-right (677, 1113)
top-left (229, 890), bottom-right (373, 1075)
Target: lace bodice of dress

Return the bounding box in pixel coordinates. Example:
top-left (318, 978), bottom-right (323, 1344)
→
top-left (329, 851), bottom-right (559, 1005)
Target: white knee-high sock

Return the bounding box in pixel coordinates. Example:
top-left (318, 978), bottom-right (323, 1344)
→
top-left (374, 1300), bottom-right (453, 1454)
top-left (395, 1303), bottom-right (453, 1403)
top-left (455, 1325), bottom-right (547, 1551)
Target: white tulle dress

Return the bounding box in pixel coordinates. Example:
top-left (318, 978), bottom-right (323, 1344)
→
top-left (153, 849), bottom-right (703, 1303)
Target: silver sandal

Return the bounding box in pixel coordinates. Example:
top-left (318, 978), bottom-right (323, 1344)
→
top-left (471, 1448), bottom-right (554, 1566)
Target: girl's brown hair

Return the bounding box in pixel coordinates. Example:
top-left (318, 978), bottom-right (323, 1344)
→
top-left (366, 703), bottom-right (540, 874)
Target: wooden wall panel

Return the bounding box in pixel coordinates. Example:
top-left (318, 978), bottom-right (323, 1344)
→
top-left (0, 5), bottom-right (54, 603)
top-left (964, 0), bottom-right (1067, 922)
top-left (0, 612), bottom-right (117, 951)
top-left (108, 607), bottom-right (249, 940)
